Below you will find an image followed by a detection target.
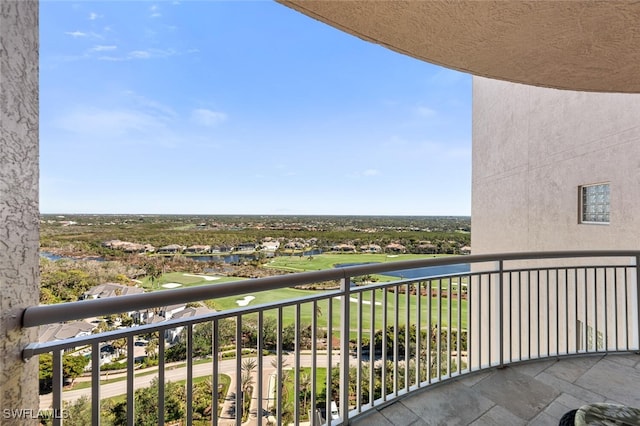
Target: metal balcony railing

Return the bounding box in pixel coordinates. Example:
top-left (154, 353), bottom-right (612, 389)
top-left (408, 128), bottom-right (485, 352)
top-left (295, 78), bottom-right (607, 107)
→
top-left (22, 251), bottom-right (640, 425)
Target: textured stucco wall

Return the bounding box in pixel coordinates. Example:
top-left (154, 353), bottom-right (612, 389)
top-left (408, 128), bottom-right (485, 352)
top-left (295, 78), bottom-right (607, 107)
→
top-left (472, 76), bottom-right (640, 254)
top-left (0, 0), bottom-right (39, 421)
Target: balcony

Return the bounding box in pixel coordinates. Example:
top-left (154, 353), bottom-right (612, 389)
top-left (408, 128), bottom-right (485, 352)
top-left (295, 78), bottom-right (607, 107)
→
top-left (22, 251), bottom-right (640, 425)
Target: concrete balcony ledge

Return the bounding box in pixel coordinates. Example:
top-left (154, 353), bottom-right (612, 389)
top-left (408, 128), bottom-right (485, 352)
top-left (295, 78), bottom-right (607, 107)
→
top-left (352, 353), bottom-right (640, 426)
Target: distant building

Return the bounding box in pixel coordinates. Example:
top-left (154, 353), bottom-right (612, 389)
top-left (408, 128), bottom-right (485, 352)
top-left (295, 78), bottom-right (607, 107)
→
top-left (385, 243), bottom-right (406, 253)
top-left (415, 242), bottom-right (438, 254)
top-left (39, 321), bottom-right (96, 343)
top-left (166, 306), bottom-right (216, 342)
top-left (331, 244), bottom-right (356, 253)
top-left (185, 245), bottom-right (211, 254)
top-left (81, 283), bottom-right (144, 300)
top-left (359, 244), bottom-right (382, 253)
top-left (235, 243), bottom-right (257, 252)
top-left (261, 241), bottom-right (280, 251)
top-left (102, 239), bottom-right (154, 253)
top-left (157, 244), bottom-right (185, 254)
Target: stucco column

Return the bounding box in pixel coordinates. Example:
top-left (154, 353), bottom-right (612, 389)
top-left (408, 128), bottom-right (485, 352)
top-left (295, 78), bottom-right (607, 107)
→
top-left (0, 0), bottom-right (40, 424)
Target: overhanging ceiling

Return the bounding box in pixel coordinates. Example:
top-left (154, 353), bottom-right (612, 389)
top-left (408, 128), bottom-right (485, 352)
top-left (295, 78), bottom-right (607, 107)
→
top-left (277, 0), bottom-right (640, 93)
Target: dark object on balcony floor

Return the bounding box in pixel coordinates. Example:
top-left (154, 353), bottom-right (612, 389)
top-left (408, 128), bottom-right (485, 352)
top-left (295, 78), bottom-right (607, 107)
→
top-left (561, 403), bottom-right (640, 426)
top-left (558, 409), bottom-right (576, 426)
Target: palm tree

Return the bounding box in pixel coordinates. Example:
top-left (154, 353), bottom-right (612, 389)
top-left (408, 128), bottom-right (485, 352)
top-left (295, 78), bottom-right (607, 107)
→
top-left (145, 333), bottom-right (159, 360)
top-left (270, 355), bottom-right (290, 371)
top-left (240, 358), bottom-right (257, 421)
top-left (299, 372), bottom-right (312, 416)
top-left (144, 260), bottom-right (163, 289)
top-left (242, 358), bottom-right (257, 375)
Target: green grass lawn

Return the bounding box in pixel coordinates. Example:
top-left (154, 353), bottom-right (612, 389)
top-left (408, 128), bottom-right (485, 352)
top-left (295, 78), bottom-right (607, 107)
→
top-left (210, 253), bottom-right (467, 331)
top-left (281, 367), bottom-right (328, 421)
top-left (264, 252), bottom-right (443, 274)
top-left (141, 253), bottom-right (468, 333)
top-left (140, 271), bottom-right (243, 290)
top-left (210, 286), bottom-right (467, 331)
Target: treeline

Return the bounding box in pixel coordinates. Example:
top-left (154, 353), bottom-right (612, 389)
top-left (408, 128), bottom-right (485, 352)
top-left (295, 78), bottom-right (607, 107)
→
top-left (40, 215), bottom-right (470, 259)
top-left (39, 258), bottom-right (141, 303)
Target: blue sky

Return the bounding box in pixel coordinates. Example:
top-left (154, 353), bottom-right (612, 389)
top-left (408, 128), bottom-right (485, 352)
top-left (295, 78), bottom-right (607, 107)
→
top-left (40, 1), bottom-right (472, 216)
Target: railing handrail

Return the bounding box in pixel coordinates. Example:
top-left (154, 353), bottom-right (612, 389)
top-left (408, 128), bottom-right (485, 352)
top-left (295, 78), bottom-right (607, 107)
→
top-left (24, 250), bottom-right (640, 425)
top-left (22, 250), bottom-right (639, 328)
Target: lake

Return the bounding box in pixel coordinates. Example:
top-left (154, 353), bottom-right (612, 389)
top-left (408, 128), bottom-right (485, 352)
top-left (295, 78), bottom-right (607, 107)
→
top-left (335, 262), bottom-right (470, 278)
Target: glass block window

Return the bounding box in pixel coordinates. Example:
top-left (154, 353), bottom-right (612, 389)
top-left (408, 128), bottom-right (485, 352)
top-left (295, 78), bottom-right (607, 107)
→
top-left (580, 183), bottom-right (610, 223)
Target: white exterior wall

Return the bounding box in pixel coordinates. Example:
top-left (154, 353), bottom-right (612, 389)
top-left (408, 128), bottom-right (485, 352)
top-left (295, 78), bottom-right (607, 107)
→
top-left (472, 77), bottom-right (640, 254)
top-left (470, 77), bottom-right (640, 367)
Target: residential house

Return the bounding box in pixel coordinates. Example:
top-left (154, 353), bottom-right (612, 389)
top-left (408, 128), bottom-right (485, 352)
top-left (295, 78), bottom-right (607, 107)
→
top-left (157, 244), bottom-right (185, 254)
top-left (102, 240), bottom-right (154, 253)
top-left (39, 321), bottom-right (96, 343)
top-left (185, 245), bottom-right (211, 254)
top-left (359, 244), bottom-right (382, 253)
top-left (235, 242), bottom-right (257, 252)
top-left (81, 283), bottom-right (144, 300)
top-left (166, 306), bottom-right (215, 342)
top-left (261, 240), bottom-right (280, 251)
top-left (331, 244), bottom-right (357, 253)
top-left (385, 243), bottom-right (406, 253)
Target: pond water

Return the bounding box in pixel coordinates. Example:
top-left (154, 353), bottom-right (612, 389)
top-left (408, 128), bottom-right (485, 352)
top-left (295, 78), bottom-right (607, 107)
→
top-left (40, 251), bottom-right (106, 262)
top-left (335, 262), bottom-right (470, 278)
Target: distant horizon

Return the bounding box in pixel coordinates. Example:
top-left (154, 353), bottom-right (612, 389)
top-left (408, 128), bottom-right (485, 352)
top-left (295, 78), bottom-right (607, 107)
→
top-left (40, 212), bottom-right (471, 218)
top-left (40, 2), bottom-right (471, 216)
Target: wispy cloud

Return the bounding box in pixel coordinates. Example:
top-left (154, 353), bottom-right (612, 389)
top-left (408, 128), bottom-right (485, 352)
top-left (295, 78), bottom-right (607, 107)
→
top-left (88, 12), bottom-right (100, 21)
top-left (64, 30), bottom-right (103, 39)
top-left (123, 91), bottom-right (178, 121)
top-left (99, 48), bottom-right (179, 61)
top-left (415, 106), bottom-right (436, 118)
top-left (149, 4), bottom-right (161, 18)
top-left (191, 109), bottom-right (228, 127)
top-left (65, 31), bottom-right (88, 38)
top-left (89, 45), bottom-right (117, 53)
top-left (130, 50), bottom-right (152, 59)
top-left (54, 108), bottom-right (169, 138)
top-left (363, 169), bottom-right (380, 176)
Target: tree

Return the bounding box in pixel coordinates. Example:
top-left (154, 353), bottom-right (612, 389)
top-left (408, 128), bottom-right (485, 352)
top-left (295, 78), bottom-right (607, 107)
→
top-left (110, 338), bottom-right (127, 358)
top-left (299, 372), bottom-right (312, 417)
top-left (145, 333), bottom-right (159, 360)
top-left (241, 357), bottom-right (257, 418)
top-left (144, 261), bottom-right (162, 289)
top-left (242, 358), bottom-right (257, 376)
top-left (192, 378), bottom-right (214, 421)
top-left (63, 396), bottom-right (92, 426)
top-left (117, 378), bottom-right (186, 426)
top-left (39, 353), bottom-right (89, 394)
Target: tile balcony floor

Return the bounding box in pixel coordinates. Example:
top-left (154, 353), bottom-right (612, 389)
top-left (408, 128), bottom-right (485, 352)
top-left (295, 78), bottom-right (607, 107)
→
top-left (351, 353), bottom-right (640, 426)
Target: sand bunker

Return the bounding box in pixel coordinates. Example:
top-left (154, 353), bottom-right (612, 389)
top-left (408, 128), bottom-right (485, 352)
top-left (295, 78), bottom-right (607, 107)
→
top-left (162, 283), bottom-right (182, 289)
top-left (183, 273), bottom-right (221, 281)
top-left (334, 296), bottom-right (382, 306)
top-left (236, 295), bottom-right (256, 306)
